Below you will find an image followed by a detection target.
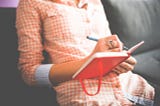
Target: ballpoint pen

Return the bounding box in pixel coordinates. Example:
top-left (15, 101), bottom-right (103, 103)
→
top-left (86, 36), bottom-right (128, 50)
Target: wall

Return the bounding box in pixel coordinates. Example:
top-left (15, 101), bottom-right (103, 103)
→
top-left (0, 8), bottom-right (57, 106)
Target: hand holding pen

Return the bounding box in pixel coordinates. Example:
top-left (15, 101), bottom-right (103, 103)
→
top-left (87, 35), bottom-right (128, 50)
top-left (87, 35), bottom-right (137, 75)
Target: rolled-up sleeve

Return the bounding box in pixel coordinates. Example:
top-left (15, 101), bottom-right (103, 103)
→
top-left (35, 64), bottom-right (53, 86)
top-left (16, 0), bottom-right (52, 86)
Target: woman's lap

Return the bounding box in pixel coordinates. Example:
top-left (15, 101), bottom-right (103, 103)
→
top-left (53, 72), bottom-right (154, 106)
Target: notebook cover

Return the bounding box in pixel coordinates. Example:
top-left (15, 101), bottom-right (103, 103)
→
top-left (72, 52), bottom-right (129, 79)
top-left (72, 41), bottom-right (144, 80)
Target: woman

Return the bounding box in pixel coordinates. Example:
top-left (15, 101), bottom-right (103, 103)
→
top-left (16, 0), bottom-right (155, 105)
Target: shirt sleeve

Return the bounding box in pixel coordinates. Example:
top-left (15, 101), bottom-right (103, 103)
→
top-left (35, 64), bottom-right (53, 86)
top-left (16, 0), bottom-right (51, 86)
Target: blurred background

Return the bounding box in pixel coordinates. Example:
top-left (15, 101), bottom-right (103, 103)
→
top-left (0, 0), bottom-right (19, 7)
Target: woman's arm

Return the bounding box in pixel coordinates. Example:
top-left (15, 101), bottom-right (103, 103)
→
top-left (49, 35), bottom-right (137, 85)
top-left (49, 57), bottom-right (89, 85)
top-left (16, 0), bottom-right (45, 86)
top-left (49, 35), bottom-right (124, 85)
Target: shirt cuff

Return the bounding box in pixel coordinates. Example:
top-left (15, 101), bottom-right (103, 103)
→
top-left (35, 64), bottom-right (53, 87)
top-left (123, 91), bottom-right (154, 106)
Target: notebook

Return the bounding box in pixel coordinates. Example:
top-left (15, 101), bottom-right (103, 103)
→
top-left (72, 41), bottom-right (144, 96)
top-left (72, 41), bottom-right (144, 79)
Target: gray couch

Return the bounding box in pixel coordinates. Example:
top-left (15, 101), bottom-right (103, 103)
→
top-left (102, 0), bottom-right (160, 105)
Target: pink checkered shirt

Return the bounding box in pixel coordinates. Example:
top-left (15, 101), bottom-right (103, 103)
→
top-left (16, 0), bottom-right (155, 105)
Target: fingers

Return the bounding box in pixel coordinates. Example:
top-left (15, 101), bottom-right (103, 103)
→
top-left (109, 35), bottom-right (123, 50)
top-left (119, 62), bottom-right (134, 71)
top-left (113, 63), bottom-right (133, 74)
top-left (104, 35), bottom-right (123, 51)
top-left (112, 66), bottom-right (126, 74)
top-left (113, 56), bottom-right (137, 74)
top-left (107, 40), bottom-right (117, 49)
top-left (107, 48), bottom-right (122, 52)
top-left (125, 56), bottom-right (137, 65)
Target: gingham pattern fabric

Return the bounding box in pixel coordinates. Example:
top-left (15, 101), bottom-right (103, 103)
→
top-left (16, 0), bottom-right (155, 105)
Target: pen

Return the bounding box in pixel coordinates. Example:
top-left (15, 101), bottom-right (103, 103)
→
top-left (86, 36), bottom-right (128, 50)
top-left (86, 36), bottom-right (99, 41)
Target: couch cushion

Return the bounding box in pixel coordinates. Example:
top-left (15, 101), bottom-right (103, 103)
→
top-left (134, 48), bottom-right (160, 85)
top-left (102, 0), bottom-right (160, 54)
top-left (102, 0), bottom-right (160, 86)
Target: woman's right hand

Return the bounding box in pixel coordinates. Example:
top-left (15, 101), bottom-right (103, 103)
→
top-left (90, 35), bottom-right (123, 56)
top-left (90, 35), bottom-right (137, 75)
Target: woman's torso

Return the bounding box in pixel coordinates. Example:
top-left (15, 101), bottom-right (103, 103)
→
top-left (30, 0), bottom-right (111, 63)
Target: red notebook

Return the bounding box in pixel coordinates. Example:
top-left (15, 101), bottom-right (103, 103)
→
top-left (72, 41), bottom-right (144, 96)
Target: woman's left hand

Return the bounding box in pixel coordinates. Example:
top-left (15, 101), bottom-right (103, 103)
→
top-left (113, 56), bottom-right (137, 74)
